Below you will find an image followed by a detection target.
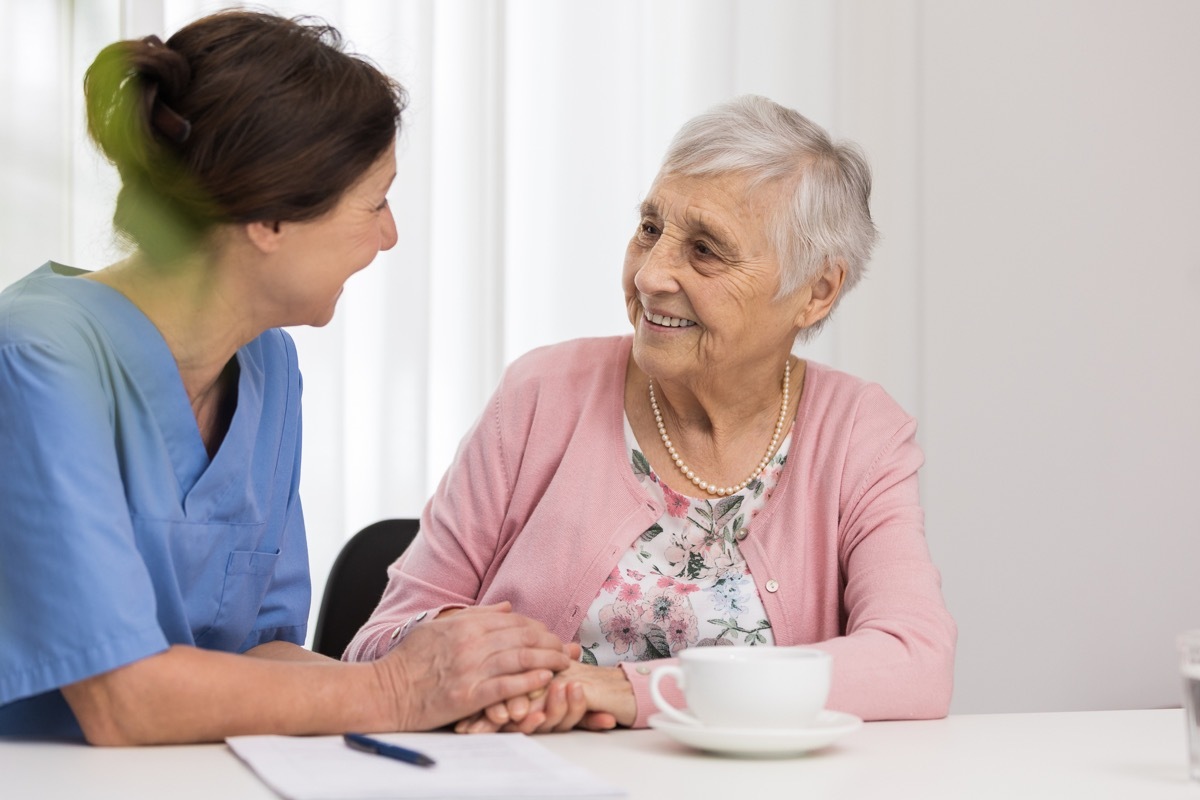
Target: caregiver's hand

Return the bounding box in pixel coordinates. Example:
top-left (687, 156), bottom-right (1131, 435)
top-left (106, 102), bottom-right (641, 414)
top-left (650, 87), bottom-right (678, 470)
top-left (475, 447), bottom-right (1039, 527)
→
top-left (382, 602), bottom-right (572, 731)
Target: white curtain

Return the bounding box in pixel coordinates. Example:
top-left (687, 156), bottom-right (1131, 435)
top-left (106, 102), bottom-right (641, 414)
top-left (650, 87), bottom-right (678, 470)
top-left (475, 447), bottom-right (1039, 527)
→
top-left (1, 0), bottom-right (901, 639)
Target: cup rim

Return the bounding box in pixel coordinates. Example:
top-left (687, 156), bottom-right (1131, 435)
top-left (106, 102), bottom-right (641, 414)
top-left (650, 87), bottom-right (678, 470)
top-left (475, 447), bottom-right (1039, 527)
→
top-left (676, 645), bottom-right (831, 663)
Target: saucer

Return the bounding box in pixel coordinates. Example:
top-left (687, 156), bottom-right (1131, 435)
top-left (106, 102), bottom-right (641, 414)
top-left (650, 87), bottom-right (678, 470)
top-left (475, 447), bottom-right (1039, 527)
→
top-left (648, 710), bottom-right (862, 758)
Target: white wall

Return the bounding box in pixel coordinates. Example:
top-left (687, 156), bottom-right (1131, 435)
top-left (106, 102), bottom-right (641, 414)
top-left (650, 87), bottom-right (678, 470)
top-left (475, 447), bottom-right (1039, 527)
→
top-left (2, 0), bottom-right (1197, 715)
top-left (913, 0), bottom-right (1200, 713)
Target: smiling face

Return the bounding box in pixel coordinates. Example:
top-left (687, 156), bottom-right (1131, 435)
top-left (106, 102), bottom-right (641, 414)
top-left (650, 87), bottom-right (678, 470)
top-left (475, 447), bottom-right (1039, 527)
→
top-left (623, 170), bottom-right (814, 385)
top-left (254, 144), bottom-right (399, 328)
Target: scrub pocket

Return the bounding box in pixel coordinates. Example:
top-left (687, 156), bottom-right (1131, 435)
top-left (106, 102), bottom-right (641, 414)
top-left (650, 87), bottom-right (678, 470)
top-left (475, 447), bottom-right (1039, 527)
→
top-left (194, 549), bottom-right (280, 651)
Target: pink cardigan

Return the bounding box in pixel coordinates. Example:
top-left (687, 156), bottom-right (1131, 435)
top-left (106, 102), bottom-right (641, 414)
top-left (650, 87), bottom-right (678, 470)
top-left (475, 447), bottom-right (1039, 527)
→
top-left (346, 336), bottom-right (956, 728)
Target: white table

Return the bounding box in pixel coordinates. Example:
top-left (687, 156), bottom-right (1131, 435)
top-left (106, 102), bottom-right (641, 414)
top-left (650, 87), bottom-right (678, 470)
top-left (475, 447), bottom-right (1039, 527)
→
top-left (1, 710), bottom-right (1194, 799)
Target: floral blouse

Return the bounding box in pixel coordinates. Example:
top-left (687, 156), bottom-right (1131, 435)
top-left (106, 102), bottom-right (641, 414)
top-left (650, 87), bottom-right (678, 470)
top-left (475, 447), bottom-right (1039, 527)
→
top-left (575, 417), bottom-right (792, 666)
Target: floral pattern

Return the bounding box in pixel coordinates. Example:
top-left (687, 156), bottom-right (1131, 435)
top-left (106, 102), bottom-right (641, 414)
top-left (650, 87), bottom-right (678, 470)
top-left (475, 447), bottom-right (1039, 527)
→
top-left (576, 418), bottom-right (792, 666)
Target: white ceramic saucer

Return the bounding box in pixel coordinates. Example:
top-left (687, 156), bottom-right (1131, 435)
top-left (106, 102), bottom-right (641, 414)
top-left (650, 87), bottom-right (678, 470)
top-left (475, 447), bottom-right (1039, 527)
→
top-left (648, 710), bottom-right (862, 758)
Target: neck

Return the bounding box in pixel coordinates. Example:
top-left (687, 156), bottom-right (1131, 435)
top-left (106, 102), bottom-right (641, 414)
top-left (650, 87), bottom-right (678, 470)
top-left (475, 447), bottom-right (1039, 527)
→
top-left (86, 251), bottom-right (256, 403)
top-left (636, 355), bottom-right (795, 439)
top-left (626, 352), bottom-right (805, 498)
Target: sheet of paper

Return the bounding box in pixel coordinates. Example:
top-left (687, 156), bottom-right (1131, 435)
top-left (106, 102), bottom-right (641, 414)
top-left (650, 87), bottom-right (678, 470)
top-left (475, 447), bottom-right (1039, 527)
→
top-left (226, 732), bottom-right (627, 800)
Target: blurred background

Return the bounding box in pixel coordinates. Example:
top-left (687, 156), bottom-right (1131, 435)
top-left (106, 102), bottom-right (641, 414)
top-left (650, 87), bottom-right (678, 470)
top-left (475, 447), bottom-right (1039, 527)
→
top-left (2, 0), bottom-right (1197, 716)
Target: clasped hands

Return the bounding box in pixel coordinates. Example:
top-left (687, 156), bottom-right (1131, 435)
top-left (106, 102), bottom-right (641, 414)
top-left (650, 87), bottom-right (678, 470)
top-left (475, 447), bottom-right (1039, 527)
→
top-left (422, 605), bottom-right (636, 735)
top-left (454, 655), bottom-right (637, 734)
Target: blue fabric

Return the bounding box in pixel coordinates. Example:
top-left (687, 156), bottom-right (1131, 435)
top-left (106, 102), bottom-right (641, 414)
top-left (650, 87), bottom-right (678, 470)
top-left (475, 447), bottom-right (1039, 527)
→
top-left (0, 263), bottom-right (310, 739)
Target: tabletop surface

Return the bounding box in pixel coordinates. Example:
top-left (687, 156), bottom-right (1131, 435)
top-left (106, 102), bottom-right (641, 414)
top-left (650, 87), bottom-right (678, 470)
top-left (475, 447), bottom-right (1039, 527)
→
top-left (1, 709), bottom-right (1194, 799)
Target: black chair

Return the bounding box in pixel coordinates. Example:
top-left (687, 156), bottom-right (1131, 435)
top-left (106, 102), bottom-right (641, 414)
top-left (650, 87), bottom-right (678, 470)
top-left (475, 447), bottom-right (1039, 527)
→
top-left (312, 518), bottom-right (419, 659)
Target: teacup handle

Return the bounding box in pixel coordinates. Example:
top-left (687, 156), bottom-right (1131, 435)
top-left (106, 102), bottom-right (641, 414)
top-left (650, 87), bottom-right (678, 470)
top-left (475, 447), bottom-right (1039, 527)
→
top-left (649, 665), bottom-right (701, 726)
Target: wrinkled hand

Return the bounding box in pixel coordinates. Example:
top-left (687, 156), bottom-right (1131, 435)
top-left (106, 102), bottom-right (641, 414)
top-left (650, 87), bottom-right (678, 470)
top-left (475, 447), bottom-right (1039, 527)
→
top-left (374, 602), bottom-right (571, 731)
top-left (455, 661), bottom-right (635, 734)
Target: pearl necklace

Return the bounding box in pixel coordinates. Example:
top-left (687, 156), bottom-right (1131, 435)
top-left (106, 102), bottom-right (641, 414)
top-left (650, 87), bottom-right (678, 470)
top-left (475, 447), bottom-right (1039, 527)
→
top-left (649, 359), bottom-right (792, 498)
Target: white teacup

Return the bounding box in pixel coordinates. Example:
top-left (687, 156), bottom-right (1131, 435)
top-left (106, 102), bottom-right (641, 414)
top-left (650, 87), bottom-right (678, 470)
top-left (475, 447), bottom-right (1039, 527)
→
top-left (649, 646), bottom-right (831, 730)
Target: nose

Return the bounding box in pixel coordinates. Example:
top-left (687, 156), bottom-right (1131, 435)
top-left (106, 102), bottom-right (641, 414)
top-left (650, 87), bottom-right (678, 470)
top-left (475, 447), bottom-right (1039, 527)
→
top-left (633, 237), bottom-right (681, 296)
top-left (379, 204), bottom-right (398, 252)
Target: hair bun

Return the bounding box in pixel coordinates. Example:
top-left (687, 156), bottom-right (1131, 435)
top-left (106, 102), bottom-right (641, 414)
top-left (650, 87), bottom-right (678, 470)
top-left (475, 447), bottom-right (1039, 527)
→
top-left (84, 33), bottom-right (193, 177)
top-left (131, 35), bottom-right (194, 143)
top-left (133, 35), bottom-right (192, 103)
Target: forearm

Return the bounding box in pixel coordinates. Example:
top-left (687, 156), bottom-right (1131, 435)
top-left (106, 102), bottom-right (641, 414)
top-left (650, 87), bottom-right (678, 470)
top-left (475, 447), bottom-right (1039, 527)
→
top-left (815, 621), bottom-right (955, 720)
top-left (62, 644), bottom-right (393, 746)
top-left (244, 640), bottom-right (336, 663)
top-left (347, 602), bottom-right (469, 662)
top-left (829, 405), bottom-right (956, 719)
top-left (816, 555), bottom-right (955, 720)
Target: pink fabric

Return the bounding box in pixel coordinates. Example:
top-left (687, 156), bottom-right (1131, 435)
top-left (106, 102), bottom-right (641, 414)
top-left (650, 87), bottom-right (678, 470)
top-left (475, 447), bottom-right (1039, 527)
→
top-left (345, 336), bottom-right (957, 728)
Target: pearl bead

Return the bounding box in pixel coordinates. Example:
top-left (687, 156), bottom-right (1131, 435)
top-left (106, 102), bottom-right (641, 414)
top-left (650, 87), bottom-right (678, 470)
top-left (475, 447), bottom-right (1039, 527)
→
top-left (648, 360), bottom-right (790, 498)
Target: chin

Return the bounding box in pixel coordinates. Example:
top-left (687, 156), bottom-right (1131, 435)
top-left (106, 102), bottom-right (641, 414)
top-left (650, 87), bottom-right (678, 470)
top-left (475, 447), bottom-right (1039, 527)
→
top-left (305, 301), bottom-right (340, 328)
top-left (315, 289), bottom-right (347, 326)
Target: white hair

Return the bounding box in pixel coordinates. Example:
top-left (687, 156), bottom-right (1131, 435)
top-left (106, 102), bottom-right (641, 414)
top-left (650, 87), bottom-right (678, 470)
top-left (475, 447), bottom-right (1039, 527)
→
top-left (660, 95), bottom-right (879, 337)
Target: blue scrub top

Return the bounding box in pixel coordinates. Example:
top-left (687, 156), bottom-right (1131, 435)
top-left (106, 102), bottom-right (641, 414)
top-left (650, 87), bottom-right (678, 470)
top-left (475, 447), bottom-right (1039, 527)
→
top-left (0, 263), bottom-right (310, 739)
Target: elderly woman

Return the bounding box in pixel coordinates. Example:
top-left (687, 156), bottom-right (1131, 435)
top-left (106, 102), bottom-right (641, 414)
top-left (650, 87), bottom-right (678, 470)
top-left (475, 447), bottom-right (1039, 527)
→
top-left (347, 95), bottom-right (956, 732)
top-left (0, 11), bottom-right (570, 744)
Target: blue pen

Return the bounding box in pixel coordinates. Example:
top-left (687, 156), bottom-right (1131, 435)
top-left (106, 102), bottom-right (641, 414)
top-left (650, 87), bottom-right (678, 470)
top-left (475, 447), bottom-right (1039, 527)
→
top-left (343, 732), bottom-right (437, 767)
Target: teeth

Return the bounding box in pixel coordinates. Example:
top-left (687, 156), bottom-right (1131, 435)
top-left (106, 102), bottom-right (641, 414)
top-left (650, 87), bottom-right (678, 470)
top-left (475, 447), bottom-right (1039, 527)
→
top-left (646, 311), bottom-right (695, 328)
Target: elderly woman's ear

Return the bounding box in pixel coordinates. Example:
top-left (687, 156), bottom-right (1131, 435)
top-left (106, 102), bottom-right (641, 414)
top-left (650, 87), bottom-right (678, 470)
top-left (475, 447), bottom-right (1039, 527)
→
top-left (793, 261), bottom-right (847, 330)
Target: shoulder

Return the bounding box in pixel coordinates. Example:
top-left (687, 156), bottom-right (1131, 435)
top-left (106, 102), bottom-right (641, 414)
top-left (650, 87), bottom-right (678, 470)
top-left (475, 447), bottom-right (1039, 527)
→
top-left (1, 264), bottom-right (93, 348)
top-left (498, 335), bottom-right (629, 405)
top-left (477, 336), bottom-right (628, 455)
top-left (0, 266), bottom-right (112, 382)
top-left (801, 361), bottom-right (915, 434)
top-left (797, 361), bottom-right (921, 485)
top-left (0, 271), bottom-right (118, 437)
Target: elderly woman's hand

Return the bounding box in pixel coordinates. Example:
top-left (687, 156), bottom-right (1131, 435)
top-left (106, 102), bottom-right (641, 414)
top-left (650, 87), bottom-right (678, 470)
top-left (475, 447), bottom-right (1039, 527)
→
top-left (454, 662), bottom-right (636, 734)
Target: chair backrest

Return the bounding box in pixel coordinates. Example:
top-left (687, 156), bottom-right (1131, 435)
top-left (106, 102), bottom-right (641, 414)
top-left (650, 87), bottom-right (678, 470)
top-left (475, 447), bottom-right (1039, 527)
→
top-left (312, 518), bottom-right (419, 659)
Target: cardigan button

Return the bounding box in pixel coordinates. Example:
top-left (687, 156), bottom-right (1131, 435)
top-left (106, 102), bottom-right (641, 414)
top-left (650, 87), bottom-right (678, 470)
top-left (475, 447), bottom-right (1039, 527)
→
top-left (735, 528), bottom-right (749, 541)
top-left (635, 665), bottom-right (651, 675)
top-left (765, 579), bottom-right (779, 593)
top-left (389, 624), bottom-right (404, 641)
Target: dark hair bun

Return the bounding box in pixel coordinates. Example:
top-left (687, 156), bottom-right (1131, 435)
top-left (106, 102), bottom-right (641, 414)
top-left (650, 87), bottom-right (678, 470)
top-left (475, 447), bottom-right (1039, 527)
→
top-left (85, 35), bottom-right (192, 179)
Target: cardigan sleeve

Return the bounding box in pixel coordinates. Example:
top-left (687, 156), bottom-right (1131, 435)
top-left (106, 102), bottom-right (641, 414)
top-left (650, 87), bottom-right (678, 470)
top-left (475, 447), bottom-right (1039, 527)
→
top-left (342, 384), bottom-right (514, 662)
top-left (816, 384), bottom-right (957, 720)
